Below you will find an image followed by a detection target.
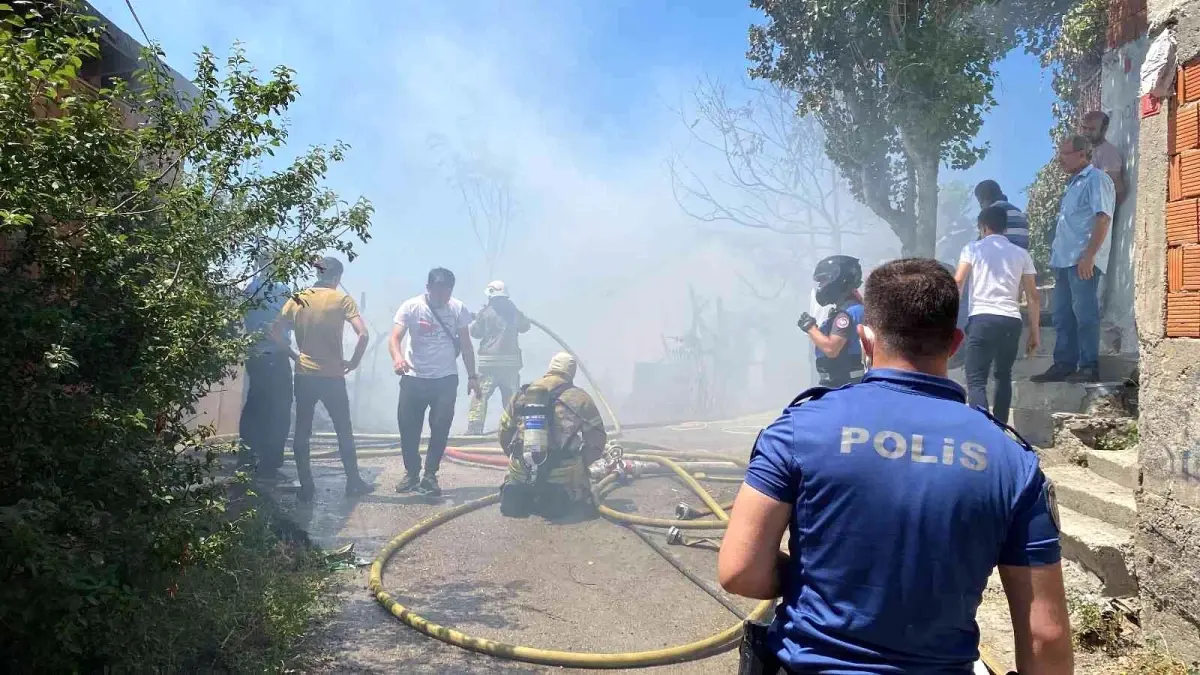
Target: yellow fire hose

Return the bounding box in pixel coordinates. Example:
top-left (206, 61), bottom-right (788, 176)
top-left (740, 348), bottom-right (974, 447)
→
top-left (367, 450), bottom-right (774, 668)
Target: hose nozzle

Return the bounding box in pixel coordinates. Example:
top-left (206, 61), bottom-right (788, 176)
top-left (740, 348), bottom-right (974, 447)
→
top-left (674, 503), bottom-right (696, 520)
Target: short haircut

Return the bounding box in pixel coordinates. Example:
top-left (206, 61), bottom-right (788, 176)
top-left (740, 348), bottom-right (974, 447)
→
top-left (973, 180), bottom-right (1004, 203)
top-left (1064, 134), bottom-right (1092, 156)
top-left (863, 259), bottom-right (959, 361)
top-left (427, 267), bottom-right (456, 288)
top-left (978, 205), bottom-right (1009, 234)
top-left (1084, 110), bottom-right (1110, 134)
top-left (314, 256), bottom-right (343, 282)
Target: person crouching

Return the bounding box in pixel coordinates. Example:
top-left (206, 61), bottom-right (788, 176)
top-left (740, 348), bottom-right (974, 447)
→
top-left (498, 352), bottom-right (607, 520)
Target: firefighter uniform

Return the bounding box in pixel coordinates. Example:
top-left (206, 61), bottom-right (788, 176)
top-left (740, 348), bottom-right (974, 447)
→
top-left (743, 369), bottom-right (1061, 673)
top-left (498, 353), bottom-right (607, 519)
top-left (466, 281), bottom-right (531, 435)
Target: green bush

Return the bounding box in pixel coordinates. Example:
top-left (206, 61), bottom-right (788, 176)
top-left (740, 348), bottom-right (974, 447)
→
top-left (0, 2), bottom-right (370, 670)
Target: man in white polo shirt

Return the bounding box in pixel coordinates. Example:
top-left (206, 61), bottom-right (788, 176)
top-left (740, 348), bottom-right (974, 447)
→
top-left (954, 206), bottom-right (1041, 424)
top-left (388, 267), bottom-right (479, 497)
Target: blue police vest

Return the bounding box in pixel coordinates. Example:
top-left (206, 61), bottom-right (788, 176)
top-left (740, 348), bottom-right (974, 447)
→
top-left (814, 300), bottom-right (864, 373)
top-left (745, 369), bottom-right (1060, 674)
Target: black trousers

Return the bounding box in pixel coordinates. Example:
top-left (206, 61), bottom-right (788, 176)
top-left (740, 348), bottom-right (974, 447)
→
top-left (965, 314), bottom-right (1023, 424)
top-left (239, 352), bottom-right (293, 472)
top-left (397, 375), bottom-right (459, 477)
top-left (293, 374), bottom-right (360, 489)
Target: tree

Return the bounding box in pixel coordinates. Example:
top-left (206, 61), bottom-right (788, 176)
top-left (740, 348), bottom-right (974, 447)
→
top-left (430, 135), bottom-right (515, 280)
top-left (0, 2), bottom-right (371, 668)
top-left (745, 0), bottom-right (1071, 257)
top-left (1024, 0), bottom-right (1108, 274)
top-left (936, 180), bottom-right (978, 263)
top-left (670, 78), bottom-right (872, 259)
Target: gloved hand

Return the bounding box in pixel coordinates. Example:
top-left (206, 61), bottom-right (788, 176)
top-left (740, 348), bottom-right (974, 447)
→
top-left (797, 312), bottom-right (817, 332)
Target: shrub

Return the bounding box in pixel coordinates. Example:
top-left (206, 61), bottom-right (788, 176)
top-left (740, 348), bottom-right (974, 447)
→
top-left (0, 1), bottom-right (371, 669)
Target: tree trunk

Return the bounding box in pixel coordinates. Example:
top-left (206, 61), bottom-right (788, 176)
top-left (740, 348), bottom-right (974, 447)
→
top-left (905, 155), bottom-right (939, 258)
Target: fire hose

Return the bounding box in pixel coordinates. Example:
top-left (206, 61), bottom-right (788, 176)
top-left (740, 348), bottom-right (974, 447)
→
top-left (362, 445), bottom-right (1009, 672)
top-left (367, 447), bottom-right (774, 669)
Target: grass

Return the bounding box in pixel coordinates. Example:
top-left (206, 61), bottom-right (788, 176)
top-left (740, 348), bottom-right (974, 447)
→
top-left (120, 487), bottom-right (338, 672)
top-left (1069, 591), bottom-right (1127, 655)
top-left (1068, 592), bottom-right (1200, 675)
top-left (1095, 422), bottom-right (1139, 453)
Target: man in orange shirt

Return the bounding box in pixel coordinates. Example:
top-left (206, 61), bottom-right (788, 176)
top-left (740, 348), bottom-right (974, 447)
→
top-left (273, 257), bottom-right (373, 501)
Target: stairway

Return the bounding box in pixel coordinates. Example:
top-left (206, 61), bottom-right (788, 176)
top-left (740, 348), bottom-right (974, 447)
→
top-left (1009, 323), bottom-right (1140, 598)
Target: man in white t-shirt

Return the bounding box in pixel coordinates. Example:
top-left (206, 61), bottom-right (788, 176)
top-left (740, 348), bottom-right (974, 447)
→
top-left (388, 267), bottom-right (479, 497)
top-left (954, 206), bottom-right (1041, 424)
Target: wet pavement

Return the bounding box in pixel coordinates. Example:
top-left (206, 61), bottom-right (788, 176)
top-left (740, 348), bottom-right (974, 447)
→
top-left (268, 417), bottom-right (770, 674)
top-left (266, 411), bottom-right (1013, 673)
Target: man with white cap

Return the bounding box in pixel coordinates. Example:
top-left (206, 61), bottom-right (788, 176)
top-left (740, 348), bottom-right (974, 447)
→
top-left (497, 352), bottom-right (607, 520)
top-left (466, 280), bottom-right (531, 435)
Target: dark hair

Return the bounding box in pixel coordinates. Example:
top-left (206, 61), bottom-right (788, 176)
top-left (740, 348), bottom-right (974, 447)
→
top-left (978, 205), bottom-right (1009, 234)
top-left (1085, 110), bottom-right (1110, 135)
top-left (863, 259), bottom-right (959, 361)
top-left (973, 180), bottom-right (1005, 204)
top-left (427, 267), bottom-right (456, 288)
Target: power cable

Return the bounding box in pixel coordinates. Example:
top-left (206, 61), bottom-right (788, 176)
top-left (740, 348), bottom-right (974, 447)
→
top-left (122, 0), bottom-right (153, 47)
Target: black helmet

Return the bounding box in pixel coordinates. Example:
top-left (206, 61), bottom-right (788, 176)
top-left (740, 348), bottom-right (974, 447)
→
top-left (813, 255), bottom-right (862, 306)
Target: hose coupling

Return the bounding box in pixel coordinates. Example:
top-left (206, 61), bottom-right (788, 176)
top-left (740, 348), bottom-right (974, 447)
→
top-left (675, 503), bottom-right (698, 520)
top-left (666, 526), bottom-right (684, 546)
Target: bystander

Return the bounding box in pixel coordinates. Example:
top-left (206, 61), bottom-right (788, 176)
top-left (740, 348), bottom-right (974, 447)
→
top-left (955, 206), bottom-right (1041, 423)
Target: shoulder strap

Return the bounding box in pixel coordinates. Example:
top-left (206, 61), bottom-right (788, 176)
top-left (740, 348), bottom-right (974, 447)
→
top-left (787, 386), bottom-right (832, 409)
top-left (425, 298), bottom-right (462, 356)
top-left (750, 387), bottom-right (833, 462)
top-left (971, 405), bottom-right (1036, 453)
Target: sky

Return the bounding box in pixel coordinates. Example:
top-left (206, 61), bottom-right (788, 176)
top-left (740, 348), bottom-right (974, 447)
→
top-left (91, 0), bottom-right (1060, 425)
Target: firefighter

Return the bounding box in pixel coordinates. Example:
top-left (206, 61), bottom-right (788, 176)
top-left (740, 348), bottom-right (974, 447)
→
top-left (796, 255), bottom-right (866, 386)
top-left (466, 280), bottom-right (531, 435)
top-left (498, 352), bottom-right (607, 520)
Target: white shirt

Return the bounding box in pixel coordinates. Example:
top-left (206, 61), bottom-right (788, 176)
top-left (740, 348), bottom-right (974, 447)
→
top-left (394, 294), bottom-right (471, 379)
top-left (959, 235), bottom-right (1036, 320)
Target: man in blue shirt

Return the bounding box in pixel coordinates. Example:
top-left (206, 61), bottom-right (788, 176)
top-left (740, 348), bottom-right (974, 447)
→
top-left (239, 252), bottom-right (293, 477)
top-left (1032, 135), bottom-right (1116, 384)
top-left (719, 258), bottom-right (1072, 675)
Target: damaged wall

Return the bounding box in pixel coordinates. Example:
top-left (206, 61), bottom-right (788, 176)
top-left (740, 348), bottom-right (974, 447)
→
top-left (1134, 0), bottom-right (1200, 657)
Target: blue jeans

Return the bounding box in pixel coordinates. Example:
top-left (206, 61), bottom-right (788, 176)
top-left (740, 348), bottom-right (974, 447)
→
top-left (1052, 266), bottom-right (1103, 371)
top-left (965, 314), bottom-right (1023, 424)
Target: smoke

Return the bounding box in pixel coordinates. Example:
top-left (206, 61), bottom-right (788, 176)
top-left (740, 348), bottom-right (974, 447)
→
top-left (91, 0), bottom-right (1053, 432)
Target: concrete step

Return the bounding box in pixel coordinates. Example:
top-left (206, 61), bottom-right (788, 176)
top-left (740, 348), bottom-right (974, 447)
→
top-left (1058, 505), bottom-right (1138, 597)
top-left (1084, 447), bottom-right (1140, 491)
top-left (1044, 464), bottom-right (1137, 530)
top-left (1010, 381), bottom-right (1133, 448)
top-left (1010, 353), bottom-right (1137, 382)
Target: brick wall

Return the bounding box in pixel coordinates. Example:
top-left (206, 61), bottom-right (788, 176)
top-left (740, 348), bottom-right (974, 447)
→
top-left (1109, 0), bottom-right (1148, 48)
top-left (1165, 60), bottom-right (1200, 336)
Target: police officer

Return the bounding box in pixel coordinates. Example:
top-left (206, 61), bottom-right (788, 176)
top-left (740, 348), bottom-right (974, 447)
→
top-left (718, 259), bottom-right (1073, 674)
top-left (498, 352), bottom-right (607, 520)
top-left (797, 255), bottom-right (865, 386)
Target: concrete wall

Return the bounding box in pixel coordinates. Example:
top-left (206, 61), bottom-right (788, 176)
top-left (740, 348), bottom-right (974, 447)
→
top-left (1102, 37), bottom-right (1149, 354)
top-left (1135, 0), bottom-right (1200, 656)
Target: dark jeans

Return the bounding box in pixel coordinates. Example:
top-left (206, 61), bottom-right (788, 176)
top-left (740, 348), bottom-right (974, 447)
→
top-left (1052, 265), bottom-right (1103, 370)
top-left (293, 374), bottom-right (360, 489)
top-left (239, 352), bottom-right (293, 471)
top-left (965, 314), bottom-right (1023, 424)
top-left (397, 374), bottom-right (459, 477)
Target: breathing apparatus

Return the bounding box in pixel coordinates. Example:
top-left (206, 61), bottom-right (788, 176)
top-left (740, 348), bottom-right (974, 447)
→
top-left (518, 383), bottom-right (552, 481)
